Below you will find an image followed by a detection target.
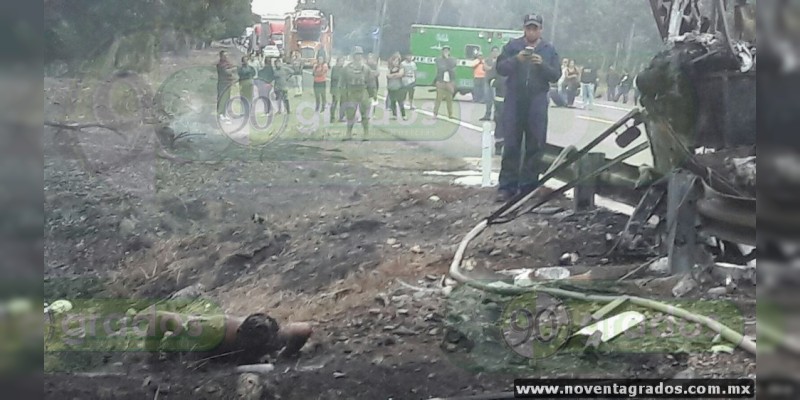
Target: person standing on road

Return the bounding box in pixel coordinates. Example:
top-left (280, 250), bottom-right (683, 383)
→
top-left (313, 55), bottom-right (329, 113)
top-left (237, 56), bottom-right (257, 116)
top-left (385, 52), bottom-right (401, 110)
top-left (401, 53), bottom-right (418, 110)
top-left (580, 59), bottom-right (598, 110)
top-left (291, 52), bottom-right (304, 97)
top-left (495, 13), bottom-right (561, 202)
top-left (341, 46), bottom-right (372, 140)
top-left (615, 69), bottom-right (632, 103)
top-left (386, 55), bottom-right (407, 120)
top-left (216, 51), bottom-right (238, 123)
top-left (557, 58), bottom-right (569, 97)
top-left (606, 65), bottom-right (620, 102)
top-left (329, 56), bottom-right (346, 122)
top-left (433, 45), bottom-right (457, 119)
top-left (257, 55), bottom-right (276, 114)
top-left (481, 47), bottom-right (500, 121)
top-left (272, 59), bottom-right (291, 114)
top-left (564, 59), bottom-right (580, 107)
top-left (469, 51), bottom-right (487, 103)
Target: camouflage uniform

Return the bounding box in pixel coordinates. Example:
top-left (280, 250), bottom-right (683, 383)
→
top-left (341, 48), bottom-right (372, 139)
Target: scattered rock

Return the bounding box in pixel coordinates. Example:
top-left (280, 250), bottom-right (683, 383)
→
top-left (429, 195), bottom-right (441, 202)
top-left (559, 252), bottom-right (579, 266)
top-left (648, 257), bottom-right (670, 274)
top-left (368, 308), bottom-right (382, 315)
top-left (672, 274), bottom-right (698, 298)
top-left (235, 364), bottom-right (275, 374)
top-left (707, 286), bottom-right (728, 297)
top-left (464, 258), bottom-right (477, 271)
top-left (386, 238), bottom-right (397, 245)
top-left (383, 325), bottom-right (397, 331)
top-left (397, 309), bottom-right (409, 315)
top-left (236, 373), bottom-right (263, 400)
top-left (410, 245), bottom-right (423, 254)
top-left (333, 371), bottom-right (347, 379)
top-left (169, 283), bottom-right (205, 300)
top-left (393, 326), bottom-right (417, 336)
top-left (489, 249), bottom-right (502, 257)
top-left (428, 328), bottom-right (440, 336)
top-left (534, 267), bottom-right (571, 280)
top-left (375, 294), bottom-right (389, 307)
top-left (119, 218), bottom-right (137, 237)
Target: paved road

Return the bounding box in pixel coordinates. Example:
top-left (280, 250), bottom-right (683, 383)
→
top-left (399, 89), bottom-right (653, 168)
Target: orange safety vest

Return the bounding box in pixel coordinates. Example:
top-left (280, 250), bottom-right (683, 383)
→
top-left (473, 60), bottom-right (486, 79)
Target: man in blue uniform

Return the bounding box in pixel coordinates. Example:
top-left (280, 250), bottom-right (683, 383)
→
top-left (495, 13), bottom-right (561, 202)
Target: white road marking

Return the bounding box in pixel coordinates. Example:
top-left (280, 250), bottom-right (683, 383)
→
top-left (573, 100), bottom-right (633, 112)
top-left (577, 115), bottom-right (616, 125)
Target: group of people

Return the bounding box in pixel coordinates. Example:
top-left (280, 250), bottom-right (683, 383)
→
top-left (216, 12), bottom-right (641, 204)
top-left (548, 59), bottom-right (640, 110)
top-left (383, 52), bottom-right (419, 120)
top-left (216, 47), bottom-right (421, 139)
top-left (216, 50), bottom-right (307, 123)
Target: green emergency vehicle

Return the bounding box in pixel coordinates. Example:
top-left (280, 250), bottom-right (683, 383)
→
top-left (409, 24), bottom-right (523, 95)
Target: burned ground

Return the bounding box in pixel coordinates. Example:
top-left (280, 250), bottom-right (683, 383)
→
top-left (44, 50), bottom-right (756, 400)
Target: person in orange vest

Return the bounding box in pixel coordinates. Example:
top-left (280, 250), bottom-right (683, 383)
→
top-left (312, 55), bottom-right (329, 112)
top-left (469, 51), bottom-right (487, 103)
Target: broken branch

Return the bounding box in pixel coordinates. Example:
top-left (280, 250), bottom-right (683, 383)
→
top-left (45, 121), bottom-right (126, 138)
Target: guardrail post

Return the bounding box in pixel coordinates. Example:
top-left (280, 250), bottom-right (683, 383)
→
top-left (667, 169), bottom-right (700, 275)
top-left (481, 121), bottom-right (493, 187)
top-left (573, 152), bottom-right (605, 211)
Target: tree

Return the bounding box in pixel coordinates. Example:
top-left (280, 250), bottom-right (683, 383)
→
top-left (45, 0), bottom-right (253, 73)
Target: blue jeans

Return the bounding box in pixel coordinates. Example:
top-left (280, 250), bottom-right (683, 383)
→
top-left (484, 83), bottom-right (495, 118)
top-left (581, 83), bottom-right (595, 109)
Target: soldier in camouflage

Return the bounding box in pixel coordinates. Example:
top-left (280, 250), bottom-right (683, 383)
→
top-left (341, 46), bottom-right (372, 140)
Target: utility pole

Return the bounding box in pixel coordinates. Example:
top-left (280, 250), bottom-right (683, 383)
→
top-left (551, 0), bottom-right (560, 45)
top-left (625, 22), bottom-right (636, 70)
top-left (375, 0), bottom-right (389, 57)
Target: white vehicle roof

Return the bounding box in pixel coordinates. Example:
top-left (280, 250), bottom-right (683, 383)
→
top-left (298, 10), bottom-right (322, 18)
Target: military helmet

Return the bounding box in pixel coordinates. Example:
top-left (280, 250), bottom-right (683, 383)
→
top-left (352, 46), bottom-right (364, 55)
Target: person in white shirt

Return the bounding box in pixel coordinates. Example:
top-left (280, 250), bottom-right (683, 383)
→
top-left (558, 58), bottom-right (569, 97)
top-left (400, 53), bottom-right (418, 109)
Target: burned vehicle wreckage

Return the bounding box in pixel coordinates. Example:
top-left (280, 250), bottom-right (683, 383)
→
top-left (627, 0), bottom-right (757, 271)
top-left (486, 0), bottom-right (758, 275)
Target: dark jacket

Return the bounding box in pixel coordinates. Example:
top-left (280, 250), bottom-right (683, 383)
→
top-left (238, 65), bottom-right (256, 81)
top-left (606, 70), bottom-right (620, 87)
top-left (618, 73), bottom-right (632, 90)
top-left (485, 56), bottom-right (498, 81)
top-left (272, 66), bottom-right (291, 91)
top-left (580, 65), bottom-right (598, 84)
top-left (496, 37), bottom-right (561, 98)
top-left (258, 64), bottom-right (275, 83)
top-left (434, 56), bottom-right (457, 84)
top-left (217, 60), bottom-right (237, 84)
